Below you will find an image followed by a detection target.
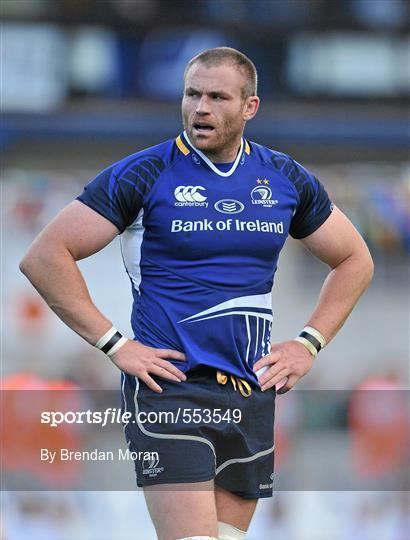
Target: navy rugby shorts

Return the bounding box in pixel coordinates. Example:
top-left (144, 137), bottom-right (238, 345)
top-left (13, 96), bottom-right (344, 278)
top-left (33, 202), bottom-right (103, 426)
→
top-left (121, 365), bottom-right (275, 499)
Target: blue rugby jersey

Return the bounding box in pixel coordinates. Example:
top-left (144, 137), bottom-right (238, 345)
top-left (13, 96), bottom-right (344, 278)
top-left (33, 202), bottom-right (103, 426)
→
top-left (77, 132), bottom-right (333, 384)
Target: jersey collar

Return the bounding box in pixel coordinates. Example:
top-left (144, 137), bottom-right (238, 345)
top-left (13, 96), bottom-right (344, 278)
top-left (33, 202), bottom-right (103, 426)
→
top-left (177, 131), bottom-right (249, 178)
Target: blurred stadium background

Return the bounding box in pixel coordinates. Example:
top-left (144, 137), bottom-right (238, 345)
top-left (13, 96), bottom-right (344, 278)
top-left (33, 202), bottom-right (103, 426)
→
top-left (1, 0), bottom-right (409, 539)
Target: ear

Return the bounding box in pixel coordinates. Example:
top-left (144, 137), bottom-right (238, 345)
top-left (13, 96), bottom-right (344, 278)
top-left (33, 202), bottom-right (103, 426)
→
top-left (243, 96), bottom-right (260, 121)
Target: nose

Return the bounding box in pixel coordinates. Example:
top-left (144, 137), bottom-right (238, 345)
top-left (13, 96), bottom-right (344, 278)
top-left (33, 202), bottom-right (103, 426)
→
top-left (196, 95), bottom-right (210, 115)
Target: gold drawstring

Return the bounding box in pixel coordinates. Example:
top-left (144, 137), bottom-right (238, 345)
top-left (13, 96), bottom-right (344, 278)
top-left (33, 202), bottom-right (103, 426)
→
top-left (216, 370), bottom-right (252, 397)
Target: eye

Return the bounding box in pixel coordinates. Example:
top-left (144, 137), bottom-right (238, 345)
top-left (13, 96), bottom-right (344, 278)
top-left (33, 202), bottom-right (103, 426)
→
top-left (211, 93), bottom-right (228, 101)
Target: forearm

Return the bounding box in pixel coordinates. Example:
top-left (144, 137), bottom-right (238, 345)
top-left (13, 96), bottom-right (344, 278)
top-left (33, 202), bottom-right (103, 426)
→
top-left (306, 250), bottom-right (374, 343)
top-left (20, 245), bottom-right (112, 345)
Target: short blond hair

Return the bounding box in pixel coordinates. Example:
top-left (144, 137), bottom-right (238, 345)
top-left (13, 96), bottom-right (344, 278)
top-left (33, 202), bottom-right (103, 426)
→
top-left (184, 46), bottom-right (258, 98)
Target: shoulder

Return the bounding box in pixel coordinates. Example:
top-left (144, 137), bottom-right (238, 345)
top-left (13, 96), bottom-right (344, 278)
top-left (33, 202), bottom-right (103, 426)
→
top-left (77, 139), bottom-right (182, 231)
top-left (111, 138), bottom-right (178, 179)
top-left (247, 140), bottom-right (289, 166)
top-left (248, 140), bottom-right (302, 176)
top-left (248, 140), bottom-right (318, 198)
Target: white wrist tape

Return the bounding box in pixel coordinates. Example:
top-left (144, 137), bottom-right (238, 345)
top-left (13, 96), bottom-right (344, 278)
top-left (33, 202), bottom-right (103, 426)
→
top-left (294, 336), bottom-right (318, 357)
top-left (218, 521), bottom-right (247, 539)
top-left (106, 336), bottom-right (128, 357)
top-left (95, 327), bottom-right (118, 349)
top-left (295, 325), bottom-right (327, 357)
top-left (176, 537), bottom-right (218, 540)
top-left (303, 325), bottom-right (327, 349)
top-left (95, 326), bottom-right (128, 356)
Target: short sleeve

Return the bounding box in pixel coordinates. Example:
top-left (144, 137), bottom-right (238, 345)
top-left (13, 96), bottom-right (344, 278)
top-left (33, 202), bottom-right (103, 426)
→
top-left (287, 158), bottom-right (334, 239)
top-left (76, 154), bottom-right (165, 233)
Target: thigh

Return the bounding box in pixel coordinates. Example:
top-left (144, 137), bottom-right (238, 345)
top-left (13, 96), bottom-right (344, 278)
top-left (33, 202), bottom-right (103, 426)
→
top-left (144, 480), bottom-right (218, 540)
top-left (215, 484), bottom-right (258, 531)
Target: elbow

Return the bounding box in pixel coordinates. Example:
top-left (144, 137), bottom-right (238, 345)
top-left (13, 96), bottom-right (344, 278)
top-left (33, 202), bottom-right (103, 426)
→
top-left (364, 262), bottom-right (374, 291)
top-left (20, 240), bottom-right (71, 283)
top-left (19, 257), bottom-right (25, 275)
top-left (367, 253), bottom-right (375, 284)
top-left (361, 247), bottom-right (374, 289)
top-left (19, 249), bottom-right (36, 279)
top-left (19, 242), bottom-right (49, 280)
top-left (19, 250), bottom-right (30, 275)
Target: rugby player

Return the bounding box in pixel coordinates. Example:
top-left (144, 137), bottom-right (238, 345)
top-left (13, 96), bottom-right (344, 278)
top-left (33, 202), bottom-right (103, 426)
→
top-left (20, 47), bottom-right (374, 540)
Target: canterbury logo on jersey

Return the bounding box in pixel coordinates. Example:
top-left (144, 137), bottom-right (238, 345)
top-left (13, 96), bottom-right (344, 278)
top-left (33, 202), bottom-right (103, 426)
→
top-left (174, 185), bottom-right (208, 207)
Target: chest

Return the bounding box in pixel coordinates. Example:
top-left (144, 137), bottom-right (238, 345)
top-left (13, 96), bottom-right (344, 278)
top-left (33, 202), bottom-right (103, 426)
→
top-left (142, 162), bottom-right (297, 261)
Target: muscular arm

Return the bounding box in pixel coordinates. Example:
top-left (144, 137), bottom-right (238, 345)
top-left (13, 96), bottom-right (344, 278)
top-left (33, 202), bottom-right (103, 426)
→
top-left (301, 205), bottom-right (374, 342)
top-left (19, 200), bottom-right (118, 344)
top-left (254, 206), bottom-right (374, 392)
top-left (20, 201), bottom-right (186, 391)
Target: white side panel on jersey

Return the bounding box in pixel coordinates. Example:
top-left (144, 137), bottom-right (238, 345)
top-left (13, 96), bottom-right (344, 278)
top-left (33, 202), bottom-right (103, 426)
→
top-left (254, 316), bottom-right (259, 358)
top-left (120, 208), bottom-right (144, 293)
top-left (245, 315), bottom-right (251, 365)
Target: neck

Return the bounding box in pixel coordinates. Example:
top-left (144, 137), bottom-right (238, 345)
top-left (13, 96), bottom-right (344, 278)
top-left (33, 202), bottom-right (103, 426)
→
top-left (204, 145), bottom-right (240, 163)
top-left (186, 134), bottom-right (243, 164)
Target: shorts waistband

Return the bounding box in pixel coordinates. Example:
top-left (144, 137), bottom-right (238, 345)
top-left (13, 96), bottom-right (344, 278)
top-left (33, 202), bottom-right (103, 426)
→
top-left (185, 366), bottom-right (254, 397)
top-left (216, 370), bottom-right (252, 398)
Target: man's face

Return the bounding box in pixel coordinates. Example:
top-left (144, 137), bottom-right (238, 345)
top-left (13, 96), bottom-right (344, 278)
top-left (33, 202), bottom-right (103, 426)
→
top-left (182, 62), bottom-right (258, 161)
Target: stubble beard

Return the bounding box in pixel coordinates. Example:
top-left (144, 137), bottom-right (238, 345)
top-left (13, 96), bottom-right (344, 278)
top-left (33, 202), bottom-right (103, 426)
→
top-left (183, 115), bottom-right (244, 161)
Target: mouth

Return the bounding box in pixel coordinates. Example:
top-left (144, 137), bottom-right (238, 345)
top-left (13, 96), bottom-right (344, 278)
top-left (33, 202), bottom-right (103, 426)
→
top-left (193, 122), bottom-right (215, 134)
